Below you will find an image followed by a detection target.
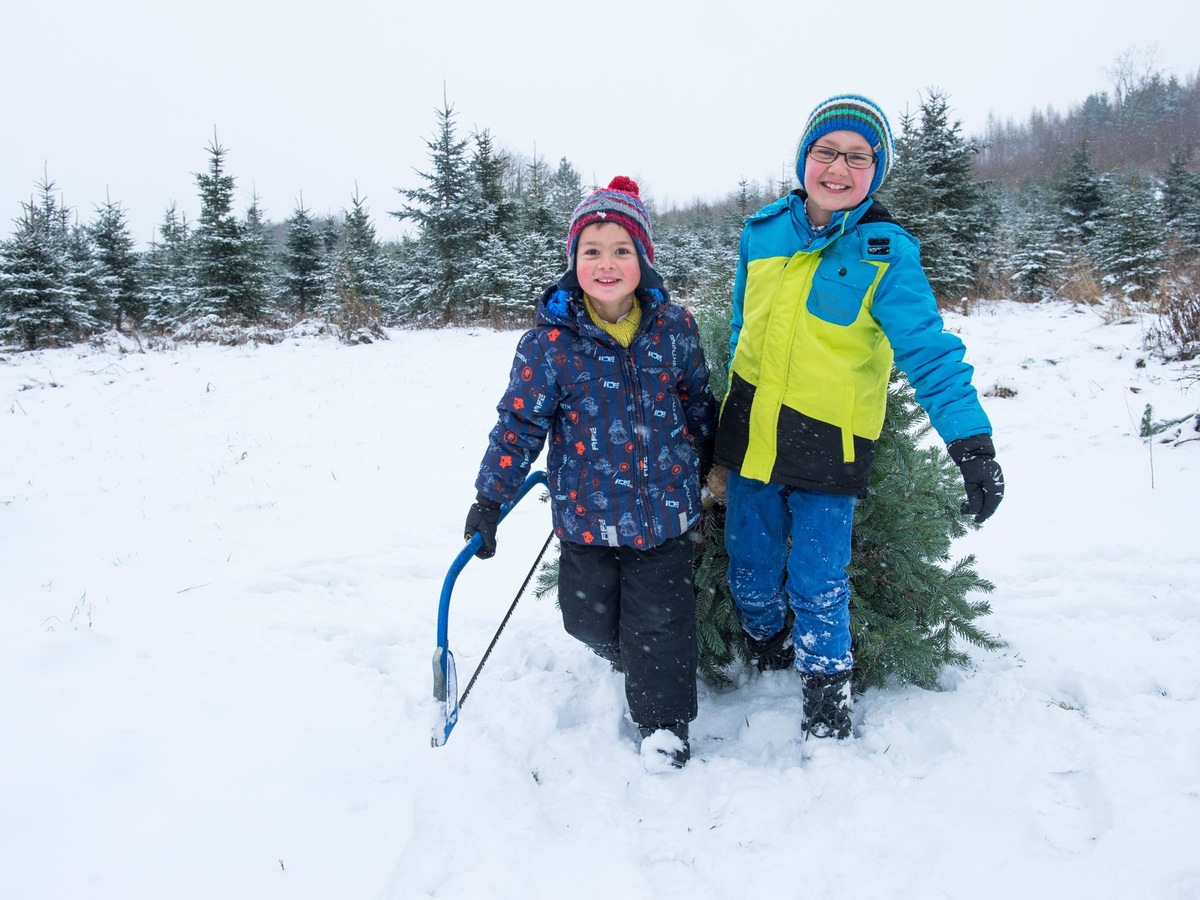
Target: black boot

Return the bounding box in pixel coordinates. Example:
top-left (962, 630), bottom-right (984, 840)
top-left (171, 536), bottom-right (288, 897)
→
top-left (746, 627), bottom-right (796, 672)
top-left (588, 640), bottom-right (624, 673)
top-left (638, 722), bottom-right (690, 768)
top-left (802, 671), bottom-right (853, 740)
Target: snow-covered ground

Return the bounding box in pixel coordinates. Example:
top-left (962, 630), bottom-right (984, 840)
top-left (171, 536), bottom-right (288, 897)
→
top-left (2, 301), bottom-right (1198, 899)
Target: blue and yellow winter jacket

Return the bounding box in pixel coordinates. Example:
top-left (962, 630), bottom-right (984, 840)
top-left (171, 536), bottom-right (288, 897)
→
top-left (713, 191), bottom-right (990, 495)
top-left (476, 274), bottom-right (717, 549)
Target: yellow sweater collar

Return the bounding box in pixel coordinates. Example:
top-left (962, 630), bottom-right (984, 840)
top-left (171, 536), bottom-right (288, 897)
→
top-left (583, 295), bottom-right (642, 348)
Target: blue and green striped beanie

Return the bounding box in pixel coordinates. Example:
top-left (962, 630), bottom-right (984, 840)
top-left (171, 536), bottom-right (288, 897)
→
top-left (796, 94), bottom-right (894, 196)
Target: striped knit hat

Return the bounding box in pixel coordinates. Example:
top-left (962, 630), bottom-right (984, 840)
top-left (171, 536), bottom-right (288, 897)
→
top-left (796, 94), bottom-right (895, 196)
top-left (565, 176), bottom-right (655, 268)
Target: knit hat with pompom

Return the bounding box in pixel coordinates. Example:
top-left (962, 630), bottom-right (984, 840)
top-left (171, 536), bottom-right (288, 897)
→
top-left (565, 176), bottom-right (655, 268)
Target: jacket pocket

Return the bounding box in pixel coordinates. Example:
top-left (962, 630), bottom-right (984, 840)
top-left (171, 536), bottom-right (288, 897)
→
top-left (807, 259), bottom-right (876, 326)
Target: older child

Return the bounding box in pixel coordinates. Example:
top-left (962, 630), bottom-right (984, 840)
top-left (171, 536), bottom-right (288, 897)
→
top-left (466, 177), bottom-right (717, 768)
top-left (709, 94), bottom-right (1005, 739)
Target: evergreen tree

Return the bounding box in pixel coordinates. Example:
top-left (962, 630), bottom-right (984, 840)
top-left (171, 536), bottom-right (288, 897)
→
top-left (323, 190), bottom-right (388, 337)
top-left (391, 236), bottom-right (440, 326)
top-left (845, 375), bottom-right (1000, 686)
top-left (470, 230), bottom-right (530, 324)
top-left (391, 97), bottom-right (480, 324)
top-left (654, 219), bottom-right (710, 299)
top-left (459, 139), bottom-right (524, 322)
top-left (880, 90), bottom-right (989, 302)
top-left (731, 178), bottom-right (759, 221)
top-left (1005, 186), bottom-right (1068, 302)
top-left (1094, 173), bottom-right (1167, 300)
top-left (0, 179), bottom-right (94, 349)
top-left (511, 154), bottom-right (563, 308)
top-left (190, 137), bottom-right (260, 321)
top-left (691, 303), bottom-right (999, 689)
top-left (141, 204), bottom-right (192, 332)
top-left (1160, 151), bottom-right (1200, 258)
top-left (89, 197), bottom-right (146, 330)
top-left (548, 157), bottom-right (585, 228)
top-left (280, 199), bottom-right (326, 319)
top-left (471, 128), bottom-right (516, 241)
top-left (65, 219), bottom-right (103, 330)
top-left (1055, 144), bottom-right (1107, 250)
top-left (241, 195), bottom-right (277, 318)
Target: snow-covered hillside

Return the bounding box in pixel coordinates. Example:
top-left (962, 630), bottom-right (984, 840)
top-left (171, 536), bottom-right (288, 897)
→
top-left (2, 301), bottom-right (1197, 899)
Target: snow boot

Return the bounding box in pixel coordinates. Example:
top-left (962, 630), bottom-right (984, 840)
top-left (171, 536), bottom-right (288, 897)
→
top-left (802, 670), bottom-right (853, 740)
top-left (746, 627), bottom-right (796, 672)
top-left (589, 640), bottom-right (624, 673)
top-left (638, 722), bottom-right (690, 769)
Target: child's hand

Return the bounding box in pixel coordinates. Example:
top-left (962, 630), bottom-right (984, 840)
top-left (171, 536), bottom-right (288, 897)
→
top-left (464, 495), bottom-right (502, 558)
top-left (947, 435), bottom-right (1005, 523)
top-left (705, 465), bottom-right (729, 502)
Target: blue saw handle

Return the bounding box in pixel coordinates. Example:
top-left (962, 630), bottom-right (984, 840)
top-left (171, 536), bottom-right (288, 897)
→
top-left (432, 470), bottom-right (548, 746)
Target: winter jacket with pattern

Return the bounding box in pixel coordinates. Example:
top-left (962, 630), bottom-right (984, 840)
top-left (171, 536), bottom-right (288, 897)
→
top-left (476, 278), bottom-right (717, 550)
top-left (714, 191), bottom-right (991, 496)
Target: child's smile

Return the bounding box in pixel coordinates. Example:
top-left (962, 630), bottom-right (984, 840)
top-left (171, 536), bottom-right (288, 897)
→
top-left (575, 221), bottom-right (641, 322)
top-left (802, 130), bottom-right (876, 226)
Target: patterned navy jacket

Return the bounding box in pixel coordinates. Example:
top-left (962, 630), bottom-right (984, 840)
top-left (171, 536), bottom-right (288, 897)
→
top-left (475, 276), bottom-right (717, 550)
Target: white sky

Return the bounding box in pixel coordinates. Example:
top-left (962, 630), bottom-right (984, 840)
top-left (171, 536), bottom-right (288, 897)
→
top-left (3, 0), bottom-right (1198, 246)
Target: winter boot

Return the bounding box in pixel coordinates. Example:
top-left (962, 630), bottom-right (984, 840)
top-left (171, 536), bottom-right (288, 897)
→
top-left (746, 627), bottom-right (796, 672)
top-left (638, 722), bottom-right (690, 769)
top-left (589, 640), bottom-right (624, 673)
top-left (802, 670), bottom-right (853, 740)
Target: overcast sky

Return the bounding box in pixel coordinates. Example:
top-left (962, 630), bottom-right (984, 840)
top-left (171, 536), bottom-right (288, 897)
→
top-left (3, 0), bottom-right (1198, 246)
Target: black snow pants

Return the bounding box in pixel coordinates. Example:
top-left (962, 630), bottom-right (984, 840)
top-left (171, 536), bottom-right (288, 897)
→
top-left (557, 533), bottom-right (698, 730)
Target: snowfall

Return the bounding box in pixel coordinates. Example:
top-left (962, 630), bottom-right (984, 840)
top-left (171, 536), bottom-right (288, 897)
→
top-left (2, 299), bottom-right (1198, 900)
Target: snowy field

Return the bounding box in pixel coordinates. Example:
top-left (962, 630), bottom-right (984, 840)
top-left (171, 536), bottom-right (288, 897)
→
top-left (2, 300), bottom-right (1198, 899)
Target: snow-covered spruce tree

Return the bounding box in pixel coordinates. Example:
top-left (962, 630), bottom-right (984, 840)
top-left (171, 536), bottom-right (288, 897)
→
top-left (89, 198), bottom-right (146, 332)
top-left (878, 89), bottom-right (991, 304)
top-left (471, 128), bottom-right (517, 243)
top-left (188, 137), bottom-right (262, 324)
top-left (241, 195), bottom-right (279, 320)
top-left (140, 204), bottom-right (192, 333)
top-left (65, 219), bottom-right (103, 332)
top-left (691, 301), bottom-right (999, 690)
top-left (391, 97), bottom-right (481, 325)
top-left (510, 154), bottom-right (565, 317)
top-left (280, 200), bottom-right (326, 320)
top-left (459, 131), bottom-right (527, 324)
top-left (322, 191), bottom-right (388, 341)
top-left (655, 202), bottom-right (741, 303)
top-left (548, 157), bottom-right (585, 228)
top-left (1055, 144), bottom-right (1108, 252)
top-left (1160, 151), bottom-right (1200, 261)
top-left (1002, 185), bottom-right (1068, 303)
top-left (842, 373), bottom-right (1001, 687)
top-left (653, 220), bottom-right (711, 299)
top-left (1093, 172), bottom-right (1167, 301)
top-left (0, 179), bottom-right (95, 349)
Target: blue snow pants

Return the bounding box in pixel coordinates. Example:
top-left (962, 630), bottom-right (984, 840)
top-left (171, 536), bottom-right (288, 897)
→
top-left (725, 470), bottom-right (856, 675)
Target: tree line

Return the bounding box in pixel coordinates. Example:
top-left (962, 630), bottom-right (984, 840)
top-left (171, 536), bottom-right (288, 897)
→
top-left (3, 68), bottom-right (1199, 356)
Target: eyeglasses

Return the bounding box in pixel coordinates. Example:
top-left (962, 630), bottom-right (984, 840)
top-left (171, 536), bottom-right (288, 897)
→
top-left (808, 144), bottom-right (877, 170)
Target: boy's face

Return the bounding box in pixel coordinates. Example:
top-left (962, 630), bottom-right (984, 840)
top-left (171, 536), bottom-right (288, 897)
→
top-left (803, 129), bottom-right (876, 226)
top-left (575, 221), bottom-right (640, 321)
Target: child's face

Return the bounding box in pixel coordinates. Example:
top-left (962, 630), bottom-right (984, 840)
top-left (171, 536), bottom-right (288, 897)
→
top-left (575, 222), bottom-right (641, 321)
top-left (802, 129), bottom-right (876, 226)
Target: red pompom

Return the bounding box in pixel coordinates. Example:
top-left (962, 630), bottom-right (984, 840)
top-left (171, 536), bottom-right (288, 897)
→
top-left (608, 175), bottom-right (639, 196)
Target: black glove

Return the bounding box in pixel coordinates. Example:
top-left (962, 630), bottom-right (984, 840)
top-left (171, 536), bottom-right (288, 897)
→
top-left (464, 494), bottom-right (502, 559)
top-left (947, 434), bottom-right (1005, 524)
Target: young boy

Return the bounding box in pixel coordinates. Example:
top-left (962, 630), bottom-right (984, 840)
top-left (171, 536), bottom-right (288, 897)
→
top-left (709, 94), bottom-right (1005, 740)
top-left (466, 177), bottom-right (717, 768)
